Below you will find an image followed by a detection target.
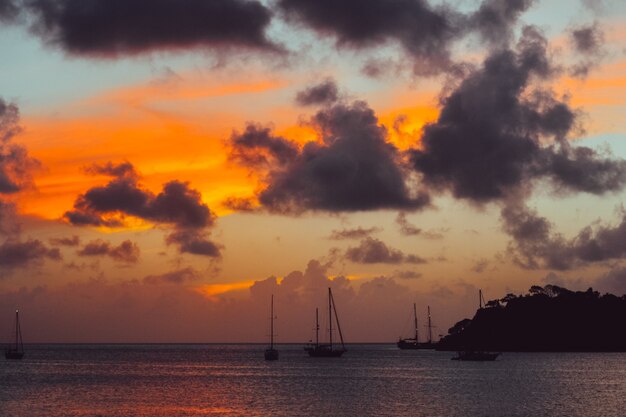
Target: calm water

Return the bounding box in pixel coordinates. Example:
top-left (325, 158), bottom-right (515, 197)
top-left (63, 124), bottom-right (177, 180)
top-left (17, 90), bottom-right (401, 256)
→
top-left (0, 344), bottom-right (624, 416)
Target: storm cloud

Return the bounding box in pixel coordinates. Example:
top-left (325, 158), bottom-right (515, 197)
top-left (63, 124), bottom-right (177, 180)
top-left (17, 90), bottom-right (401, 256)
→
top-left (26, 0), bottom-right (278, 57)
top-left (64, 162), bottom-right (220, 258)
top-left (277, 0), bottom-right (460, 74)
top-left (411, 27), bottom-right (626, 203)
top-left (230, 100), bottom-right (430, 213)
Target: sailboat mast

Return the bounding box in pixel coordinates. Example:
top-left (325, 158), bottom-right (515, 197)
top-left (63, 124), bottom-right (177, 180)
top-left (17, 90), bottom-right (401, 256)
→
top-left (330, 288), bottom-right (345, 349)
top-left (15, 310), bottom-right (21, 350)
top-left (413, 303), bottom-right (418, 342)
top-left (270, 295), bottom-right (274, 349)
top-left (479, 289), bottom-right (483, 309)
top-left (427, 306), bottom-right (433, 344)
top-left (328, 288), bottom-right (333, 348)
top-left (315, 307), bottom-right (319, 346)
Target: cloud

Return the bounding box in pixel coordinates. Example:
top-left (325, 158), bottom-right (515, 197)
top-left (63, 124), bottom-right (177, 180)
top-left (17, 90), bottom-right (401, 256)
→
top-left (328, 226), bottom-right (381, 240)
top-left (568, 22), bottom-right (605, 78)
top-left (570, 22), bottom-right (604, 53)
top-left (230, 100), bottom-right (430, 213)
top-left (0, 0), bottom-right (18, 21)
top-left (277, 0), bottom-right (461, 75)
top-left (345, 237), bottom-right (426, 264)
top-left (26, 0), bottom-right (278, 57)
top-left (595, 267), bottom-right (626, 296)
top-left (295, 79), bottom-right (339, 106)
top-left (392, 270), bottom-right (423, 280)
top-left (64, 162), bottom-right (220, 257)
top-left (410, 26), bottom-right (626, 203)
top-left (0, 239), bottom-right (61, 270)
top-left (77, 239), bottom-right (140, 263)
top-left (143, 267), bottom-right (200, 285)
top-left (0, 98), bottom-right (39, 194)
top-left (165, 230), bottom-right (221, 257)
top-left (395, 212), bottom-right (421, 236)
top-left (467, 0), bottom-right (535, 46)
top-left (229, 123), bottom-right (299, 169)
top-left (502, 202), bottom-right (626, 270)
top-left (49, 235), bottom-right (80, 247)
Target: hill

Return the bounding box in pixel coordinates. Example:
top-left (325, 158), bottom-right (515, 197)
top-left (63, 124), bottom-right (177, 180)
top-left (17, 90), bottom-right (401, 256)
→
top-left (437, 285), bottom-right (626, 352)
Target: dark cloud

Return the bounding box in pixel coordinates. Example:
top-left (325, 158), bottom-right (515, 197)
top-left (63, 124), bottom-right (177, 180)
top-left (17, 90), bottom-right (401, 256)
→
top-left (84, 161), bottom-right (139, 179)
top-left (49, 235), bottom-right (80, 247)
top-left (570, 22), bottom-right (604, 53)
top-left (221, 196), bottom-right (257, 212)
top-left (345, 237), bottom-right (426, 264)
top-left (502, 202), bottom-right (626, 270)
top-left (568, 22), bottom-right (605, 78)
top-left (0, 239), bottom-right (61, 270)
top-left (329, 226), bottom-right (381, 240)
top-left (77, 239), bottom-right (140, 263)
top-left (0, 99), bottom-right (38, 194)
top-left (64, 162), bottom-right (220, 257)
top-left (231, 100), bottom-right (430, 213)
top-left (468, 0), bottom-right (534, 46)
top-left (165, 230), bottom-right (221, 257)
top-left (411, 27), bottom-right (626, 203)
top-left (26, 0), bottom-right (278, 57)
top-left (229, 124), bottom-right (299, 169)
top-left (295, 79), bottom-right (339, 106)
top-left (0, 0), bottom-right (18, 21)
top-left (277, 0), bottom-right (460, 75)
top-left (143, 267), bottom-right (200, 285)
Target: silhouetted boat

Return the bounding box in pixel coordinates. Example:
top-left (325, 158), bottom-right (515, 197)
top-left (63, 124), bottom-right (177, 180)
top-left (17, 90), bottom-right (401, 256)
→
top-left (264, 294), bottom-right (279, 361)
top-left (398, 304), bottom-right (437, 349)
top-left (397, 303), bottom-right (419, 349)
top-left (304, 288), bottom-right (346, 357)
top-left (5, 309), bottom-right (24, 360)
top-left (452, 290), bottom-right (500, 361)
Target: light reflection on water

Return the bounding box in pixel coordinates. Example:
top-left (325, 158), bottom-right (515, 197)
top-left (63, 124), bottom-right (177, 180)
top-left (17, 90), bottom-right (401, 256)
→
top-left (0, 344), bottom-right (625, 416)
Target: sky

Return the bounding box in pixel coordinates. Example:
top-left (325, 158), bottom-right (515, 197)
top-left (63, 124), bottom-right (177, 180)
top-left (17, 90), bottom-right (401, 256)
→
top-left (1, 0), bottom-right (626, 343)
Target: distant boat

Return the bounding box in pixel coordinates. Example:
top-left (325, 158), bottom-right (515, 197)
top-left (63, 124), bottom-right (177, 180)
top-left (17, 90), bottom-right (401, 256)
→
top-left (398, 304), bottom-right (437, 349)
top-left (397, 303), bottom-right (419, 349)
top-left (264, 294), bottom-right (279, 361)
top-left (5, 309), bottom-right (24, 360)
top-left (304, 288), bottom-right (346, 357)
top-left (452, 290), bottom-right (500, 361)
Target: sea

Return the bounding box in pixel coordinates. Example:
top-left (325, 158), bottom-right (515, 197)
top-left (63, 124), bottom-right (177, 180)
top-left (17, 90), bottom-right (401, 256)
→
top-left (0, 344), bottom-right (624, 416)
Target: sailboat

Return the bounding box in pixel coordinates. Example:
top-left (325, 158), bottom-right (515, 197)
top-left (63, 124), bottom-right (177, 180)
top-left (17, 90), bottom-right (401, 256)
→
top-left (264, 295), bottom-right (279, 361)
top-left (398, 304), bottom-right (437, 349)
top-left (452, 290), bottom-right (500, 361)
top-left (420, 305), bottom-right (436, 349)
top-left (304, 288), bottom-right (346, 357)
top-left (397, 303), bottom-right (419, 349)
top-left (5, 309), bottom-right (24, 360)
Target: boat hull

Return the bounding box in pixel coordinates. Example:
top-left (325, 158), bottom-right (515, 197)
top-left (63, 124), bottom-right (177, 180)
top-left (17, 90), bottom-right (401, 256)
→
top-left (264, 349), bottom-right (279, 361)
top-left (397, 339), bottom-right (419, 349)
top-left (452, 351), bottom-right (500, 361)
top-left (5, 349), bottom-right (24, 360)
top-left (304, 345), bottom-right (346, 357)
